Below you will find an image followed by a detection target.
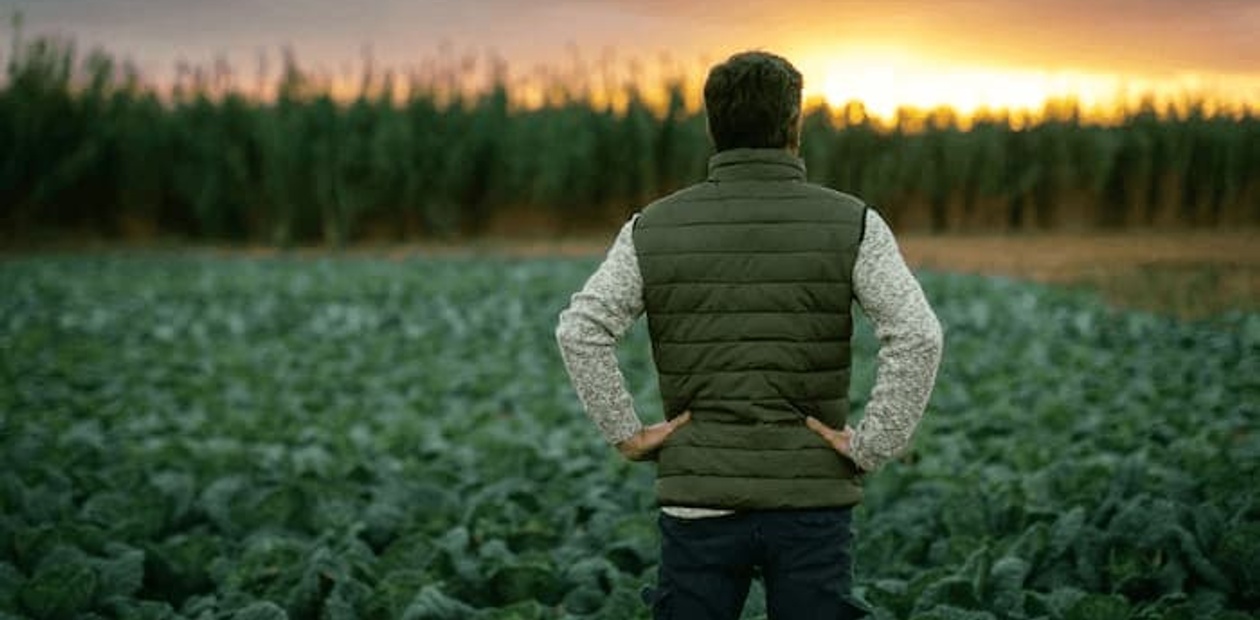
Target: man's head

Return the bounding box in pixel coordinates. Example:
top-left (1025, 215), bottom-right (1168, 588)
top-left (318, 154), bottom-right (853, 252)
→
top-left (703, 51), bottom-right (804, 153)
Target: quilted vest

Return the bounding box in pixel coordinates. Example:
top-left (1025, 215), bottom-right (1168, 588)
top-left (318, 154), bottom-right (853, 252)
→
top-left (633, 148), bottom-right (866, 509)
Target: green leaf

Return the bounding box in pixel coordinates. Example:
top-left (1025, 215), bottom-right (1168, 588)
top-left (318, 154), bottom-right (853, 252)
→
top-left (1216, 522), bottom-right (1260, 604)
top-left (105, 598), bottom-right (179, 620)
top-left (231, 601), bottom-right (288, 620)
top-left (560, 585), bottom-right (606, 616)
top-left (862, 578), bottom-right (911, 618)
top-left (13, 523), bottom-right (108, 570)
top-left (1172, 526), bottom-right (1228, 591)
top-left (199, 476), bottom-right (249, 534)
top-left (488, 562), bottom-right (560, 606)
top-left (19, 553), bottom-right (97, 620)
top-left (481, 599), bottom-right (551, 619)
top-left (93, 545), bottom-right (145, 599)
top-left (987, 555), bottom-right (1030, 615)
top-left (1048, 507), bottom-right (1086, 561)
top-left (914, 576), bottom-right (979, 613)
top-left (221, 534), bottom-right (307, 602)
top-left (149, 470), bottom-right (197, 524)
top-left (1027, 587), bottom-right (1087, 616)
top-left (366, 570), bottom-right (429, 619)
top-left (911, 605), bottom-right (997, 620)
top-left (323, 578), bottom-right (372, 620)
top-left (0, 561), bottom-right (22, 609)
top-left (146, 531), bottom-right (220, 601)
top-left (960, 545), bottom-right (992, 601)
top-left (1063, 593), bottom-right (1131, 620)
top-left (401, 585), bottom-right (478, 620)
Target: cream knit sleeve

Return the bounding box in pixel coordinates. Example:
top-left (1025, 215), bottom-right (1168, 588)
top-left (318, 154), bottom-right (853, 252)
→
top-left (555, 217), bottom-right (646, 445)
top-left (848, 209), bottom-right (944, 472)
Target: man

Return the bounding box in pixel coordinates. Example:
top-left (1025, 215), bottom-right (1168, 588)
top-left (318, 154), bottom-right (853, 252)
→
top-left (555, 51), bottom-right (943, 620)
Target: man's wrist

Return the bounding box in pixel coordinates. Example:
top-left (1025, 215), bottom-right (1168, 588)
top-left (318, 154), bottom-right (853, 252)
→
top-left (607, 421), bottom-right (644, 447)
top-left (849, 434), bottom-right (879, 474)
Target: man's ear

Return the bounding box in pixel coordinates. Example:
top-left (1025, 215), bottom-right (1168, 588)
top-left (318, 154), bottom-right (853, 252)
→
top-left (788, 110), bottom-right (803, 154)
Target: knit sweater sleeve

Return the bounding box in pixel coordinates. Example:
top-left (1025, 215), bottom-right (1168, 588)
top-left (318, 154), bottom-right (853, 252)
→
top-left (848, 209), bottom-right (944, 473)
top-left (555, 217), bottom-right (646, 445)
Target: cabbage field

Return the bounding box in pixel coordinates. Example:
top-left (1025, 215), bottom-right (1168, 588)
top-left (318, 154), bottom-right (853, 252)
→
top-left (1, 255), bottom-right (1256, 619)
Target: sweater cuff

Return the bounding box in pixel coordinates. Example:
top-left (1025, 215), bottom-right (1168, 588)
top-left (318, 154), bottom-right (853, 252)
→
top-left (605, 417), bottom-right (644, 446)
top-left (848, 433), bottom-right (882, 474)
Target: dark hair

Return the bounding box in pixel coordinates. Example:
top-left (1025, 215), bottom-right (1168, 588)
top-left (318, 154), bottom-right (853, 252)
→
top-left (703, 51), bottom-right (803, 152)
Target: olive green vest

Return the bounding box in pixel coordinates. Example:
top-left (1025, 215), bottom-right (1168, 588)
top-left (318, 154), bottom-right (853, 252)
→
top-left (633, 148), bottom-right (866, 510)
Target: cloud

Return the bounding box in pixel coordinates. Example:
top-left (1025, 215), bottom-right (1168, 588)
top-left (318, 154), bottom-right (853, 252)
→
top-left (951, 0), bottom-right (1260, 73)
top-left (5, 0), bottom-right (1257, 77)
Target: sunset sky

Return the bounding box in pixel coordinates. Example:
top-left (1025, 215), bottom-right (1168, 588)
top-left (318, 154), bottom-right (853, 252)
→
top-left (8, 0), bottom-right (1260, 117)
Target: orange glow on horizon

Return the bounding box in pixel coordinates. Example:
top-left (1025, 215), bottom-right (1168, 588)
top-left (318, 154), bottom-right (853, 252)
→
top-left (145, 37), bottom-right (1260, 126)
top-left (787, 43), bottom-right (1260, 125)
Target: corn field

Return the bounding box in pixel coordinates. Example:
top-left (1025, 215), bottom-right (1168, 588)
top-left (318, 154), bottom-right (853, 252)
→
top-left (2, 32), bottom-right (1258, 246)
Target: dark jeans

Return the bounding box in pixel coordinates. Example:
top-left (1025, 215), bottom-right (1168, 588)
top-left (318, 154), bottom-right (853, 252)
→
top-left (645, 508), bottom-right (869, 620)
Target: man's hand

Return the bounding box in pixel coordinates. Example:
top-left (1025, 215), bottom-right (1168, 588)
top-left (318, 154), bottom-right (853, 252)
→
top-left (805, 416), bottom-right (855, 459)
top-left (616, 411), bottom-right (692, 461)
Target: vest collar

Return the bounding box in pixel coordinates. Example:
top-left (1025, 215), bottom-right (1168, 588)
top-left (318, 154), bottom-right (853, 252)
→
top-left (708, 148), bottom-right (806, 182)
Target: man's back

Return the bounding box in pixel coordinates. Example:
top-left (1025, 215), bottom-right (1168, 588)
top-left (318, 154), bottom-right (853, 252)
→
top-left (634, 148), bottom-right (866, 510)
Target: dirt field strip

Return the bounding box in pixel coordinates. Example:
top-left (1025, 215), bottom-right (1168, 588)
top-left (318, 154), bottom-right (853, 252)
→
top-left (897, 230), bottom-right (1260, 283)
top-left (6, 230), bottom-right (1257, 315)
